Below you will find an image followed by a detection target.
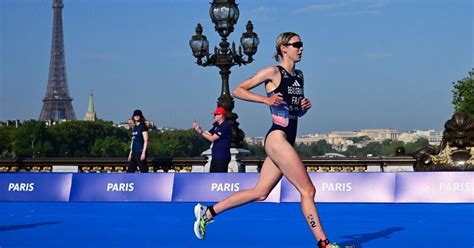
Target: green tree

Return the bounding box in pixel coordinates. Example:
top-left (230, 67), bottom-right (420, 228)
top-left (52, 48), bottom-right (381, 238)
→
top-left (245, 143), bottom-right (266, 157)
top-left (0, 126), bottom-right (15, 157)
top-left (381, 139), bottom-right (404, 156)
top-left (48, 120), bottom-right (129, 157)
top-left (404, 138), bottom-right (429, 155)
top-left (295, 143), bottom-right (313, 158)
top-left (147, 129), bottom-right (209, 157)
top-left (345, 145), bottom-right (362, 157)
top-left (295, 140), bottom-right (337, 158)
top-left (314, 140), bottom-right (336, 155)
top-left (7, 120), bottom-right (211, 158)
top-left (91, 136), bottom-right (129, 157)
top-left (342, 138), bottom-right (429, 157)
top-left (12, 120), bottom-right (52, 157)
top-left (49, 121), bottom-right (92, 157)
top-left (452, 69), bottom-right (474, 117)
top-left (242, 141), bottom-right (263, 157)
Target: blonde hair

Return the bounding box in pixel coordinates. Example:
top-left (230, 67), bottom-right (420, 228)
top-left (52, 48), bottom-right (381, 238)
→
top-left (273, 32), bottom-right (300, 62)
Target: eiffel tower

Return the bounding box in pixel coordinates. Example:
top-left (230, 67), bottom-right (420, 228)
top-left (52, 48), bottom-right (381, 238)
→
top-left (39, 0), bottom-right (76, 122)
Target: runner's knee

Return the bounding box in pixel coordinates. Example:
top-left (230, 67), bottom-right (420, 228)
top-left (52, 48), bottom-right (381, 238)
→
top-left (299, 184), bottom-right (316, 200)
top-left (253, 188), bottom-right (271, 201)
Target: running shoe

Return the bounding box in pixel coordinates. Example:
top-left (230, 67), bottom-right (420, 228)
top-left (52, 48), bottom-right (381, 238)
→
top-left (329, 243), bottom-right (355, 248)
top-left (318, 240), bottom-right (348, 248)
top-left (193, 203), bottom-right (213, 240)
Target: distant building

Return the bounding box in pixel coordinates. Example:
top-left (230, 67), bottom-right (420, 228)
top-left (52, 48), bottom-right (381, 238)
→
top-left (117, 119), bottom-right (156, 130)
top-left (156, 126), bottom-right (178, 132)
top-left (359, 129), bottom-right (398, 141)
top-left (0, 120), bottom-right (22, 128)
top-left (38, 0), bottom-right (76, 122)
top-left (295, 133), bottom-right (328, 145)
top-left (84, 91), bottom-right (97, 121)
top-left (245, 136), bottom-right (265, 146)
top-left (429, 130), bottom-right (443, 145)
top-left (0, 119), bottom-right (68, 127)
top-left (327, 131), bottom-right (359, 145)
top-left (250, 127), bottom-right (443, 150)
top-left (332, 139), bottom-right (355, 152)
top-left (396, 130), bottom-right (433, 143)
top-left (320, 153), bottom-right (346, 158)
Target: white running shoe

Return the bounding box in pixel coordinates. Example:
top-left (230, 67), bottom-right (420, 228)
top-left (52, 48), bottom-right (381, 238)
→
top-left (193, 203), bottom-right (212, 240)
top-left (331, 243), bottom-right (356, 248)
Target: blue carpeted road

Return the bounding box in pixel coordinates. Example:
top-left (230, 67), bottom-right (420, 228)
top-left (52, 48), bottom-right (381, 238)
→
top-left (0, 202), bottom-right (473, 247)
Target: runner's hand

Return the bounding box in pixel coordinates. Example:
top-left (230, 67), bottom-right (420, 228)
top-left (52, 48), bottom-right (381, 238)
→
top-left (266, 93), bottom-right (283, 106)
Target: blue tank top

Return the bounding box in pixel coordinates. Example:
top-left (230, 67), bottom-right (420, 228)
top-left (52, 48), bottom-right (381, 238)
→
top-left (265, 66), bottom-right (306, 145)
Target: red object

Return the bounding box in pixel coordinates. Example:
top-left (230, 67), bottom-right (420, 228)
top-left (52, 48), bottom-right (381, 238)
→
top-left (213, 107), bottom-right (227, 115)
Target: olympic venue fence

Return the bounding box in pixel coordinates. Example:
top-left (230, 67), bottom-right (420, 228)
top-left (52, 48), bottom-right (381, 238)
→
top-left (1, 171), bottom-right (472, 203)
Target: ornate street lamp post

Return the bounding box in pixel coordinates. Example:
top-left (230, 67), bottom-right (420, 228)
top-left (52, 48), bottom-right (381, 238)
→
top-left (190, 0), bottom-right (259, 148)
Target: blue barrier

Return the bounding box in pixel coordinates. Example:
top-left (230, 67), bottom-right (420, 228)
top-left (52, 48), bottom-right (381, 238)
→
top-left (281, 172), bottom-right (396, 203)
top-left (0, 173), bottom-right (72, 201)
top-left (172, 173), bottom-right (280, 202)
top-left (70, 173), bottom-right (174, 202)
top-left (395, 172), bottom-right (474, 203)
top-left (0, 172), bottom-right (472, 203)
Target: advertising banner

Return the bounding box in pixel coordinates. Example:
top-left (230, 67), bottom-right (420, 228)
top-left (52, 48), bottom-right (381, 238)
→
top-left (280, 172), bottom-right (396, 203)
top-left (2, 172), bottom-right (472, 203)
top-left (171, 173), bottom-right (281, 203)
top-left (0, 173), bottom-right (72, 201)
top-left (69, 173), bottom-right (174, 202)
top-left (395, 172), bottom-right (474, 203)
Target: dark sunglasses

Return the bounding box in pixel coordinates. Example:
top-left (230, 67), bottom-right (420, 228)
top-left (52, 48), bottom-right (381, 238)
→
top-left (286, 41), bottom-right (303, 49)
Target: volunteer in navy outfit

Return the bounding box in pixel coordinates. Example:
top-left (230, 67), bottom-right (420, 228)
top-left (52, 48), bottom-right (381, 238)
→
top-left (192, 107), bottom-right (231, 172)
top-left (127, 109), bottom-right (149, 173)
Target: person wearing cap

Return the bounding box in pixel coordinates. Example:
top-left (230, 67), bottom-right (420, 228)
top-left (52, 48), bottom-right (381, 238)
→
top-left (127, 109), bottom-right (149, 173)
top-left (192, 107), bottom-right (231, 172)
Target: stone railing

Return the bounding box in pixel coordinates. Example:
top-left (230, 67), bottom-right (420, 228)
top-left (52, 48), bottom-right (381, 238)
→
top-left (243, 156), bottom-right (415, 172)
top-left (0, 156), bottom-right (415, 173)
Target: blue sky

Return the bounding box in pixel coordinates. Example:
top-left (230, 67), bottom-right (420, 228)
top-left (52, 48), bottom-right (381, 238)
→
top-left (1, 0), bottom-right (472, 137)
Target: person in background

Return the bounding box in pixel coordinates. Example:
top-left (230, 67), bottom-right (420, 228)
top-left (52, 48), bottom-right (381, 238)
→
top-left (127, 109), bottom-right (149, 173)
top-left (192, 107), bottom-right (231, 172)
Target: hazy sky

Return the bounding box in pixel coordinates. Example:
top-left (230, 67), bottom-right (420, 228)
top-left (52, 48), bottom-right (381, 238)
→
top-left (1, 0), bottom-right (473, 137)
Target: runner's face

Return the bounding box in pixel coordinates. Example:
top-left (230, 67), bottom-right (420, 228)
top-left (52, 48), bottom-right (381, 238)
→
top-left (282, 36), bottom-right (304, 62)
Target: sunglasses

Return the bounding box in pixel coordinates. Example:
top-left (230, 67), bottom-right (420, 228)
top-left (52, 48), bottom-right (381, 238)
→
top-left (286, 41), bottom-right (303, 49)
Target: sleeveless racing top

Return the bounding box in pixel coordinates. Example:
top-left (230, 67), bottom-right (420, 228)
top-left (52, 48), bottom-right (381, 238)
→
top-left (265, 65), bottom-right (306, 145)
